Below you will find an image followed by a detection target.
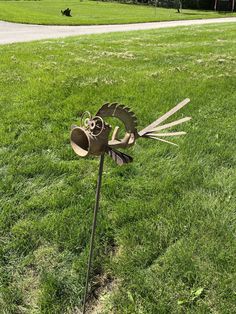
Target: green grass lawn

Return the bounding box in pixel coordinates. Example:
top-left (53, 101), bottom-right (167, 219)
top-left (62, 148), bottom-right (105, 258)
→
top-left (0, 23), bottom-right (236, 313)
top-left (0, 0), bottom-right (235, 25)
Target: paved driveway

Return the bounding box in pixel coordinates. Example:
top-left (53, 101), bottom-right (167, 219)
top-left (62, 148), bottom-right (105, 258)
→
top-left (0, 17), bottom-right (236, 45)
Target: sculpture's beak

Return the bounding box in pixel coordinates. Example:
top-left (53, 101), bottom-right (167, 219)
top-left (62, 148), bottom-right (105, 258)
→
top-left (70, 126), bottom-right (90, 157)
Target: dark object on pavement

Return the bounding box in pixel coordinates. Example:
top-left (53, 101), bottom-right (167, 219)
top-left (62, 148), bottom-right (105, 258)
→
top-left (61, 8), bottom-right (72, 17)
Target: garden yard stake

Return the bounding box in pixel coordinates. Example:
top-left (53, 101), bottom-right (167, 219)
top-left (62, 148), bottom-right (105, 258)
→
top-left (70, 98), bottom-right (191, 313)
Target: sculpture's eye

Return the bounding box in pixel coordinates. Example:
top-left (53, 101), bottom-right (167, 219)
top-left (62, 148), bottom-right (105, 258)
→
top-left (84, 118), bottom-right (90, 128)
top-left (89, 120), bottom-right (96, 130)
top-left (90, 116), bottom-right (104, 136)
top-left (81, 111), bottom-right (104, 136)
top-left (81, 111), bottom-right (92, 129)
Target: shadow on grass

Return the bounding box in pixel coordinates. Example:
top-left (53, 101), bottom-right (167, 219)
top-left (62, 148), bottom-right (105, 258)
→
top-left (179, 12), bottom-right (207, 16)
top-left (176, 10), bottom-right (233, 16)
top-left (218, 11), bottom-right (233, 14)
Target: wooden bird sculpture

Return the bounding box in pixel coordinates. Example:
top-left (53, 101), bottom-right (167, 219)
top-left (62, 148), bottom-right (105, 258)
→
top-left (71, 98), bottom-right (191, 165)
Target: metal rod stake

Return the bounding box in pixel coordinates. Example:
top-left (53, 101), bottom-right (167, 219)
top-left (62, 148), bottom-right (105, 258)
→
top-left (82, 154), bottom-right (105, 314)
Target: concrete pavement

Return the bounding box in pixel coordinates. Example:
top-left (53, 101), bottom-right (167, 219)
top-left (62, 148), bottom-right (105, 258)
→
top-left (0, 17), bottom-right (236, 45)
